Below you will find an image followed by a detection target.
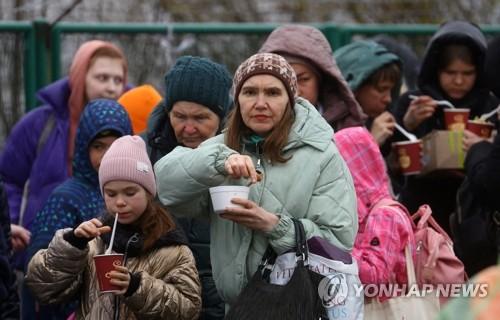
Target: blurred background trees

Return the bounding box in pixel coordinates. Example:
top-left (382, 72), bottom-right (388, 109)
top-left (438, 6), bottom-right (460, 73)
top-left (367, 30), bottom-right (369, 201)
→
top-left (1, 0), bottom-right (500, 146)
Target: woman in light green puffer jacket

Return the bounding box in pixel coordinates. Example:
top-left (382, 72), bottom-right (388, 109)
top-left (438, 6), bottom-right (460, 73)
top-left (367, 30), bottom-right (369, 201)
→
top-left (155, 53), bottom-right (358, 307)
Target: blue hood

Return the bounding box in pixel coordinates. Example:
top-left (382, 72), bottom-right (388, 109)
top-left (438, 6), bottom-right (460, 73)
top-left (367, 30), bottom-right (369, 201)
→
top-left (73, 99), bottom-right (132, 185)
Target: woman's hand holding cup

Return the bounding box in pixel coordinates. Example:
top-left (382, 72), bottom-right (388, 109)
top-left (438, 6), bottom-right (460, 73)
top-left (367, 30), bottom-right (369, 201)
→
top-left (220, 198), bottom-right (279, 232)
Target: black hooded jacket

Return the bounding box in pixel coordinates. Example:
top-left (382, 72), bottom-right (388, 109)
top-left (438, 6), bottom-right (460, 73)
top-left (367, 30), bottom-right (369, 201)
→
top-left (465, 34), bottom-right (500, 212)
top-left (392, 20), bottom-right (499, 138)
top-left (0, 179), bottom-right (19, 319)
top-left (390, 21), bottom-right (499, 233)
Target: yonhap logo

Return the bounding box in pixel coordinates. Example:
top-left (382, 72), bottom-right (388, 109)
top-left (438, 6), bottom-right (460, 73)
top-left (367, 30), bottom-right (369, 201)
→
top-left (318, 273), bottom-right (349, 307)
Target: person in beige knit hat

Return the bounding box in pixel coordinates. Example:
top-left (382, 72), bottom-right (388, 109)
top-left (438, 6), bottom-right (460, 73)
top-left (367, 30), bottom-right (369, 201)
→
top-left (26, 135), bottom-right (202, 319)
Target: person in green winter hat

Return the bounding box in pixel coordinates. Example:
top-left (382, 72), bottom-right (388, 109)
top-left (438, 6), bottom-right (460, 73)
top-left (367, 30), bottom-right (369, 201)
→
top-left (144, 55), bottom-right (233, 320)
top-left (335, 40), bottom-right (402, 147)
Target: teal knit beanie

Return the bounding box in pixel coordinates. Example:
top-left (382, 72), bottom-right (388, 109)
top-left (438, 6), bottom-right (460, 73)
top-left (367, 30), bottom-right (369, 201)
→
top-left (164, 56), bottom-right (232, 119)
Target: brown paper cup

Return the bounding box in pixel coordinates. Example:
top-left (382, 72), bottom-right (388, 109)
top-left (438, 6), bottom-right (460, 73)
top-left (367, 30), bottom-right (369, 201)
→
top-left (466, 120), bottom-right (494, 138)
top-left (444, 108), bottom-right (470, 131)
top-left (392, 140), bottom-right (422, 175)
top-left (93, 253), bottom-right (124, 293)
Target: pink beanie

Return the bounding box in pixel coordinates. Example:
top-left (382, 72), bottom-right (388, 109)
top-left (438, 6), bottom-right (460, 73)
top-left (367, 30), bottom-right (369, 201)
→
top-left (99, 135), bottom-right (156, 195)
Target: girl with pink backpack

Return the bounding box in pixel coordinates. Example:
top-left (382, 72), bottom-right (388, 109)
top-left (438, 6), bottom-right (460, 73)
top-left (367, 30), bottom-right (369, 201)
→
top-left (335, 127), bottom-right (415, 297)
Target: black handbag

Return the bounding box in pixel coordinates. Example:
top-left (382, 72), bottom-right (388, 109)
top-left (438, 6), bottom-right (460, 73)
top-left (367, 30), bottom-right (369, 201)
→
top-left (225, 219), bottom-right (325, 320)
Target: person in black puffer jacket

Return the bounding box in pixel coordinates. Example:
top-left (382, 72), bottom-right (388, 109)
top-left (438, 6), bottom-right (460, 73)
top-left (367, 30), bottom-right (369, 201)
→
top-left (0, 177), bottom-right (19, 320)
top-left (456, 35), bottom-right (500, 275)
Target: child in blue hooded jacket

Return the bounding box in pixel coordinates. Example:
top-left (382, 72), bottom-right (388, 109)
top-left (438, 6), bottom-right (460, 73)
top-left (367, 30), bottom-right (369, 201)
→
top-left (25, 99), bottom-right (132, 319)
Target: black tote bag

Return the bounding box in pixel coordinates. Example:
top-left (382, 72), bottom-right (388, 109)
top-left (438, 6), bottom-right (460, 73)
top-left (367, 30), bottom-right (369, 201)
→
top-left (225, 219), bottom-right (325, 320)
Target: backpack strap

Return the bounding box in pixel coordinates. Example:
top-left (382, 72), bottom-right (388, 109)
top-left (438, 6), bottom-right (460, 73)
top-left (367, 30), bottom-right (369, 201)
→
top-left (37, 113), bottom-right (56, 154)
top-left (412, 204), bottom-right (452, 243)
top-left (404, 245), bottom-right (417, 285)
top-left (18, 112), bottom-right (56, 226)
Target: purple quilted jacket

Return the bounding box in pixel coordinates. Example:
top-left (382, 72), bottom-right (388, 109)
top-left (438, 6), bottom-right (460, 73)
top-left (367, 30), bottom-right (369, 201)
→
top-left (0, 78), bottom-right (71, 269)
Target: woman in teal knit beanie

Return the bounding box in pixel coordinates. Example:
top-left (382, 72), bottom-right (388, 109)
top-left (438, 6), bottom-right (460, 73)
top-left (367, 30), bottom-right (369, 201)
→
top-left (145, 55), bottom-right (233, 163)
top-left (144, 55), bottom-right (233, 320)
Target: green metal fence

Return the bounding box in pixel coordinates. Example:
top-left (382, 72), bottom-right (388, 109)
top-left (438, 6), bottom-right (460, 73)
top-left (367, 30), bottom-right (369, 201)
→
top-left (0, 21), bottom-right (37, 109)
top-left (2, 20), bottom-right (500, 112)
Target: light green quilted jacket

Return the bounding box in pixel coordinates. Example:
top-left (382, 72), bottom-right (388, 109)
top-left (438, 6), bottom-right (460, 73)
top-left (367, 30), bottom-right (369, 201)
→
top-left (155, 97), bottom-right (358, 305)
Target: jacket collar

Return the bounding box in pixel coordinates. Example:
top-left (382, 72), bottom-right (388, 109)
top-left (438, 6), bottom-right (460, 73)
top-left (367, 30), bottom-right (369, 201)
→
top-left (101, 215), bottom-right (188, 257)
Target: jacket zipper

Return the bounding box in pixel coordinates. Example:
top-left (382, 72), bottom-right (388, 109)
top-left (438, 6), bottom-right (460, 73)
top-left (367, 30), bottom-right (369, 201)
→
top-left (255, 142), bottom-right (267, 205)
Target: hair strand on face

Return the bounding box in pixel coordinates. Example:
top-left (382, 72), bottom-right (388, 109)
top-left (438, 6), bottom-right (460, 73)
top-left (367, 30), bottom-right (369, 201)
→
top-left (225, 101), bottom-right (295, 164)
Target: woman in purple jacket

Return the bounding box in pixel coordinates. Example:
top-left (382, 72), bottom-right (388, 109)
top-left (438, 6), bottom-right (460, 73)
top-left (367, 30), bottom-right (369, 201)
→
top-left (0, 40), bottom-right (128, 274)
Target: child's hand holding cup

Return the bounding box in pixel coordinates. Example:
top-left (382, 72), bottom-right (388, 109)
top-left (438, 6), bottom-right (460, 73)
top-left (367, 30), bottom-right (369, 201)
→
top-left (74, 218), bottom-right (125, 294)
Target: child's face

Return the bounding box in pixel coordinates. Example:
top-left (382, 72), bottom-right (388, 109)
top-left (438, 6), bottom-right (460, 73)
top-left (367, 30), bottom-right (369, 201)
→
top-left (439, 59), bottom-right (476, 100)
top-left (89, 136), bottom-right (119, 171)
top-left (355, 79), bottom-right (395, 117)
top-left (85, 56), bottom-right (125, 102)
top-left (103, 180), bottom-right (148, 224)
top-left (290, 63), bottom-right (319, 105)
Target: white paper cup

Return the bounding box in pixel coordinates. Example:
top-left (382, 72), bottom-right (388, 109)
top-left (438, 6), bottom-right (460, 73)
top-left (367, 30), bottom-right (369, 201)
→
top-left (209, 186), bottom-right (250, 214)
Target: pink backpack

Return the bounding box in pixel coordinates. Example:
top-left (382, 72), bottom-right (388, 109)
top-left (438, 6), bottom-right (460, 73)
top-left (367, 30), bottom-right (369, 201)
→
top-left (410, 204), bottom-right (467, 286)
top-left (373, 199), bottom-right (467, 286)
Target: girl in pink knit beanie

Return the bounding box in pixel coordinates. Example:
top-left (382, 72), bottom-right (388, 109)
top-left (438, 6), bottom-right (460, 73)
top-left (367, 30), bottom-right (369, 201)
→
top-left (26, 135), bottom-right (201, 319)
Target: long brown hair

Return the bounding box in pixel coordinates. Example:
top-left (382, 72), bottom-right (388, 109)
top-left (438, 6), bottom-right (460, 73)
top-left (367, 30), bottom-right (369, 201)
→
top-left (225, 101), bottom-right (295, 164)
top-left (135, 194), bottom-right (176, 251)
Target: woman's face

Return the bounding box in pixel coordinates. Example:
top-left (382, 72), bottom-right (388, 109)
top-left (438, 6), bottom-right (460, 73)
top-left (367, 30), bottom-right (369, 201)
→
top-left (238, 74), bottom-right (289, 136)
top-left (169, 101), bottom-right (220, 148)
top-left (85, 56), bottom-right (125, 102)
top-left (290, 63), bottom-right (319, 105)
top-left (438, 59), bottom-right (476, 100)
top-left (355, 79), bottom-right (395, 117)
